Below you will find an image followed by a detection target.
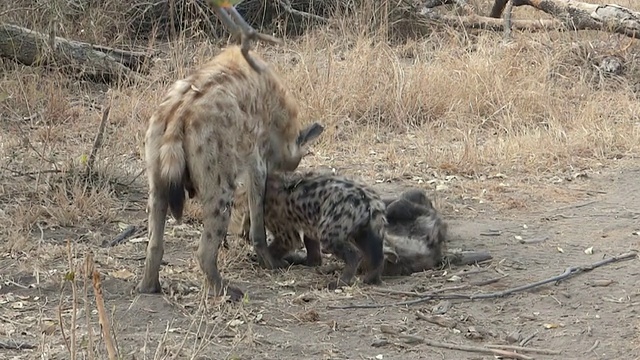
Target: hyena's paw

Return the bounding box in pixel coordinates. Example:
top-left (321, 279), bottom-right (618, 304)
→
top-left (362, 273), bottom-right (382, 286)
top-left (282, 251), bottom-right (310, 266)
top-left (135, 279), bottom-right (162, 294)
top-left (250, 252), bottom-right (289, 269)
top-left (224, 285), bottom-right (245, 302)
top-left (315, 263), bottom-right (341, 275)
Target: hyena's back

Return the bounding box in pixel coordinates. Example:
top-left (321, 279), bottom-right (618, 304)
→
top-left (145, 47), bottom-right (302, 220)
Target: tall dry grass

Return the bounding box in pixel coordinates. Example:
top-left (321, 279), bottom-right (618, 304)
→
top-left (0, 1), bottom-right (639, 249)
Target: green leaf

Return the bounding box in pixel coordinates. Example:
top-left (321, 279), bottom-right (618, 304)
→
top-left (208, 0), bottom-right (245, 7)
top-left (0, 91), bottom-right (9, 103)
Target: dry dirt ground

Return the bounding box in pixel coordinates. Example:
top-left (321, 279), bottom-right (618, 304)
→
top-left (1, 159), bottom-right (639, 360)
top-left (2, 1), bottom-right (640, 358)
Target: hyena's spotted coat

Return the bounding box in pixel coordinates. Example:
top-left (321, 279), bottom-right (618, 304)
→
top-left (232, 183), bottom-right (448, 279)
top-left (139, 45), bottom-right (323, 300)
top-left (233, 170), bottom-right (387, 289)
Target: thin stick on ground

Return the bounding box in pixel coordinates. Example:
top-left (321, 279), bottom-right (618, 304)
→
top-left (92, 269), bottom-right (118, 360)
top-left (503, 0), bottom-right (514, 41)
top-left (374, 277), bottom-right (502, 298)
top-left (398, 334), bottom-right (536, 360)
top-left (85, 105), bottom-right (111, 179)
top-left (485, 344), bottom-right (562, 355)
top-left (327, 251), bottom-right (637, 310)
top-left (0, 339), bottom-right (36, 350)
top-left (84, 253), bottom-right (95, 360)
top-left (66, 239), bottom-right (78, 360)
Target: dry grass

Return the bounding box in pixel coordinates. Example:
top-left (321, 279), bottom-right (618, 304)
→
top-left (1, 0), bottom-right (640, 358)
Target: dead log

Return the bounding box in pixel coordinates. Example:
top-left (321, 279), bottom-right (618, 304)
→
top-left (396, 0), bottom-right (561, 33)
top-left (490, 0), bottom-right (640, 39)
top-left (0, 23), bottom-right (156, 83)
top-left (422, 11), bottom-right (561, 32)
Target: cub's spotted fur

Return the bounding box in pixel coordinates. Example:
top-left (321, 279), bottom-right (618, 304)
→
top-left (233, 170), bottom-right (386, 289)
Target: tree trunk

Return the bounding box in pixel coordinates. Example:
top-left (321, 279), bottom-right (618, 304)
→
top-left (0, 23), bottom-right (157, 83)
top-left (490, 0), bottom-right (640, 39)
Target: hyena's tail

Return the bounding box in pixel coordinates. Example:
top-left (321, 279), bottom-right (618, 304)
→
top-left (147, 79), bottom-right (192, 222)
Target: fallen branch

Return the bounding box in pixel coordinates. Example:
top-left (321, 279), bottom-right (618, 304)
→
top-left (398, 334), bottom-right (534, 360)
top-left (444, 250), bottom-right (493, 266)
top-left (375, 277), bottom-right (502, 298)
top-left (327, 251), bottom-right (637, 310)
top-left (491, 0), bottom-right (640, 39)
top-left (401, 0), bottom-right (562, 32)
top-left (104, 225), bottom-right (137, 247)
top-left (0, 338), bottom-right (36, 350)
top-left (276, 0), bottom-right (329, 23)
top-left (485, 344), bottom-right (562, 355)
top-left (0, 23), bottom-right (151, 83)
top-left (426, 10), bottom-right (561, 32)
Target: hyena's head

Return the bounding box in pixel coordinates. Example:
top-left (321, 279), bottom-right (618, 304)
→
top-left (267, 122), bottom-right (324, 172)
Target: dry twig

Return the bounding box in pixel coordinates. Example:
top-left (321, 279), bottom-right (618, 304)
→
top-left (104, 225), bottom-right (137, 247)
top-left (205, 1), bottom-right (283, 73)
top-left (327, 252), bottom-right (637, 310)
top-left (276, 0), bottom-right (329, 23)
top-left (85, 105), bottom-right (111, 179)
top-left (92, 269), bottom-right (118, 360)
top-left (398, 334), bottom-right (534, 360)
top-left (0, 338), bottom-right (36, 350)
top-left (485, 344), bottom-right (562, 355)
top-left (84, 253), bottom-right (95, 360)
top-left (67, 240), bottom-right (78, 360)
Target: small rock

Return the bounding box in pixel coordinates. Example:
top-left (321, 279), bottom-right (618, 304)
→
top-left (589, 279), bottom-right (614, 287)
top-left (371, 339), bottom-right (389, 348)
top-left (432, 300), bottom-right (452, 314)
top-left (506, 330), bottom-right (522, 344)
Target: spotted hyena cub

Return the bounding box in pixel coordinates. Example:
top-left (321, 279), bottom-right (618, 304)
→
top-left (379, 189), bottom-right (448, 276)
top-left (233, 170), bottom-right (387, 289)
top-left (139, 44), bottom-right (324, 301)
top-left (233, 185), bottom-right (448, 278)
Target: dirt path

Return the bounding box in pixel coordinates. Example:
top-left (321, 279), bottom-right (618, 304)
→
top-left (1, 166), bottom-right (639, 360)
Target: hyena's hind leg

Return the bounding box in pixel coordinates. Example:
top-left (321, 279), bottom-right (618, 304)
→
top-left (137, 177), bottom-right (169, 294)
top-left (196, 184), bottom-right (245, 301)
top-left (246, 156), bottom-right (288, 270)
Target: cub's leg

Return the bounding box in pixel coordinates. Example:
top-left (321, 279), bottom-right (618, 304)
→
top-left (321, 234), bottom-right (362, 290)
top-left (281, 234), bottom-right (323, 267)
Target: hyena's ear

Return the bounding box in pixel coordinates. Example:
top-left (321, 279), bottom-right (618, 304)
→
top-left (296, 122), bottom-right (324, 147)
top-left (383, 244), bottom-right (399, 264)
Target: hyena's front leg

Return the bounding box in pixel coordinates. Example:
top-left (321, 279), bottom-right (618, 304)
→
top-left (137, 180), bottom-right (168, 294)
top-left (247, 156), bottom-right (287, 270)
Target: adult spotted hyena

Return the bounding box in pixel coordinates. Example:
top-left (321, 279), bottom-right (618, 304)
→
top-left (138, 45), bottom-right (324, 301)
top-left (232, 170), bottom-right (387, 289)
